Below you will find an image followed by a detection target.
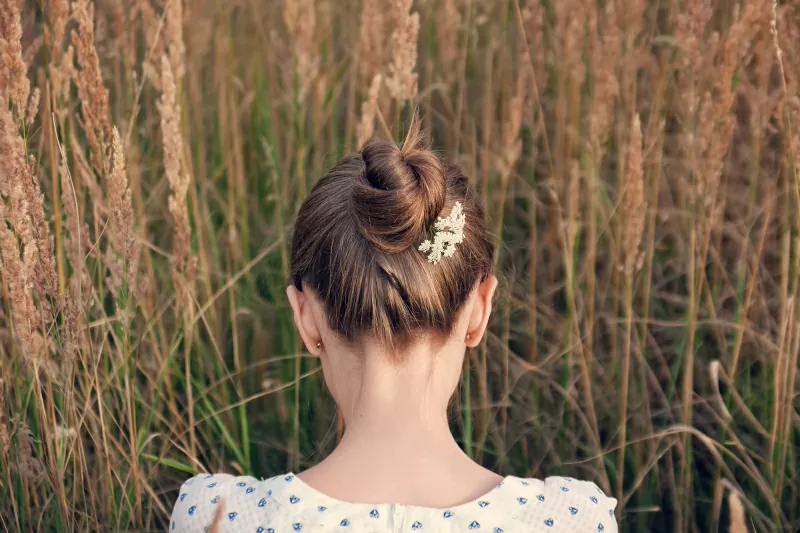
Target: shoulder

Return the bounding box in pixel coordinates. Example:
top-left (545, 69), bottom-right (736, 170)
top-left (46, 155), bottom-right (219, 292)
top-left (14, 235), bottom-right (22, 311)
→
top-left (169, 472), bottom-right (283, 533)
top-left (501, 475), bottom-right (618, 532)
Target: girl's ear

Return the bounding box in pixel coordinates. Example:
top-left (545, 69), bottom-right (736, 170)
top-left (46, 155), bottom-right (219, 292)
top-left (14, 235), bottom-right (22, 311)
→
top-left (286, 284), bottom-right (324, 356)
top-left (465, 275), bottom-right (498, 348)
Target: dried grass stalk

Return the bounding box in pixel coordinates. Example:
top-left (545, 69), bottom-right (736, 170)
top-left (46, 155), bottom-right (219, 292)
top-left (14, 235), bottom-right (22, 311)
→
top-left (22, 161), bottom-right (59, 305)
top-left (356, 74), bottom-right (382, 148)
top-left (386, 0), bottom-right (419, 103)
top-left (436, 0), bottom-right (460, 85)
top-left (106, 127), bottom-right (139, 297)
top-left (132, 0), bottom-right (164, 70)
top-left (0, 100), bottom-right (58, 305)
top-left (165, 0), bottom-right (185, 79)
top-left (45, 0), bottom-right (70, 54)
top-left (622, 114), bottom-right (645, 277)
top-left (284, 0), bottom-right (318, 99)
top-left (519, 0), bottom-right (547, 113)
top-left (10, 421), bottom-right (43, 482)
top-left (554, 0), bottom-right (586, 85)
top-left (675, 0), bottom-right (715, 118)
top-left (50, 45), bottom-right (75, 115)
top-left (0, 379), bottom-right (8, 457)
top-left (693, 3), bottom-right (759, 220)
top-left (71, 0), bottom-right (112, 173)
top-left (358, 0), bottom-right (385, 90)
top-left (499, 79), bottom-right (524, 179)
top-left (25, 87), bottom-right (39, 127)
top-left (58, 146), bottom-right (81, 271)
top-left (0, 198), bottom-right (38, 360)
top-left (0, 0), bottom-right (30, 112)
top-left (588, 1), bottom-right (619, 159)
top-left (159, 55), bottom-right (196, 317)
top-left (728, 491), bottom-right (748, 533)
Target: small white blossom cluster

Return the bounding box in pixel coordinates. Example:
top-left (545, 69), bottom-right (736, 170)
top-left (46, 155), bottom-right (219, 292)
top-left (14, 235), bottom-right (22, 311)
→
top-left (418, 202), bottom-right (466, 263)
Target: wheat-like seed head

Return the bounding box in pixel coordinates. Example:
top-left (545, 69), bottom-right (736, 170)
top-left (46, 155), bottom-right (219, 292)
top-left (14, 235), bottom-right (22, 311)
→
top-left (159, 55), bottom-right (196, 317)
top-left (588, 2), bottom-right (619, 160)
top-left (71, 0), bottom-right (112, 173)
top-left (45, 0), bottom-right (70, 56)
top-left (356, 74), bottom-right (383, 148)
top-left (386, 0), bottom-right (419, 103)
top-left (554, 0), bottom-right (586, 86)
top-left (0, 97), bottom-right (58, 306)
top-left (166, 0), bottom-right (185, 79)
top-left (284, 0), bottom-right (318, 99)
top-left (107, 126), bottom-right (139, 298)
top-left (0, 0), bottom-right (30, 113)
top-left (358, 0), bottom-right (385, 90)
top-left (623, 114), bottom-right (646, 278)
top-left (519, 0), bottom-right (546, 124)
top-left (436, 0), bottom-right (460, 85)
top-left (25, 87), bottom-right (39, 127)
top-left (0, 194), bottom-right (37, 361)
top-left (693, 2), bottom-right (759, 221)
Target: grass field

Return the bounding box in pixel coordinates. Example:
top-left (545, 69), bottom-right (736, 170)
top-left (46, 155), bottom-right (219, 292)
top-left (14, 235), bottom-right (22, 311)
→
top-left (1, 0), bottom-right (799, 531)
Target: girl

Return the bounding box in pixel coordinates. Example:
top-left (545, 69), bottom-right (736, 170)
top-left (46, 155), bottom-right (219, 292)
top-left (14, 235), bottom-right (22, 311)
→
top-left (169, 120), bottom-right (618, 532)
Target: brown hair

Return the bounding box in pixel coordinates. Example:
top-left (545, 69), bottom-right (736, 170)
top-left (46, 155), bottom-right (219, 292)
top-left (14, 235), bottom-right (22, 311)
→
top-left (290, 119), bottom-right (494, 353)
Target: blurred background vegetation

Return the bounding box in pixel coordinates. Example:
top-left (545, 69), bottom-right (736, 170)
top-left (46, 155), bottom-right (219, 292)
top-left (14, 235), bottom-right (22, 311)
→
top-left (0, 0), bottom-right (798, 531)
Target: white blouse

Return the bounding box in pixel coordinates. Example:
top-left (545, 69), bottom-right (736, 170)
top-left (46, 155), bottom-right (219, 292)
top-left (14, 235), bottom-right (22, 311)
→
top-left (169, 472), bottom-right (618, 533)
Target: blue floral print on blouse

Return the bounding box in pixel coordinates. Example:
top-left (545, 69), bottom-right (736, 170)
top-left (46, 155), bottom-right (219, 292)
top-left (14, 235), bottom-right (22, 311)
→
top-left (168, 472), bottom-right (618, 532)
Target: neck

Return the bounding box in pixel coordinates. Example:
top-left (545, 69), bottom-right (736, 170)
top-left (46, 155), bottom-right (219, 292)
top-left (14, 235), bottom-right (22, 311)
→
top-left (323, 337), bottom-right (468, 469)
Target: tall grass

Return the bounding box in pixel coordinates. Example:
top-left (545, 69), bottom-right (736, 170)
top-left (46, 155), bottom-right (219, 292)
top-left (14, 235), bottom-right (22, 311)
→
top-left (0, 0), bottom-right (798, 531)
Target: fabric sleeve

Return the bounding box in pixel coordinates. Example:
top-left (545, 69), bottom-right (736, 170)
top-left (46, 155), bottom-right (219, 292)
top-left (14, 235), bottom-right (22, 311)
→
top-left (511, 476), bottom-right (619, 532)
top-left (544, 476), bottom-right (619, 533)
top-left (168, 473), bottom-right (267, 533)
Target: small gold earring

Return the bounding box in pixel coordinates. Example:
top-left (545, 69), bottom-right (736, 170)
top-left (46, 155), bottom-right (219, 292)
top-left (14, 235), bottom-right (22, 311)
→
top-left (316, 341), bottom-right (322, 349)
top-left (466, 333), bottom-right (471, 342)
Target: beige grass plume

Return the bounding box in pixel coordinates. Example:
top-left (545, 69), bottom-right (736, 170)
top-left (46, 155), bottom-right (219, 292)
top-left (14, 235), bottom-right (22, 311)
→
top-left (674, 0), bottom-right (714, 119)
top-left (132, 0), bottom-right (165, 83)
top-left (45, 0), bottom-right (69, 54)
top-left (356, 74), bottom-right (382, 148)
top-left (0, 0), bottom-right (31, 113)
top-left (622, 113), bottom-right (646, 277)
top-left (554, 0), bottom-right (586, 86)
top-left (106, 127), bottom-right (139, 298)
top-left (0, 99), bottom-right (58, 306)
top-left (588, 1), bottom-right (619, 159)
top-left (284, 0), bottom-right (318, 99)
top-left (50, 45), bottom-right (75, 117)
top-left (519, 0), bottom-right (547, 104)
top-left (165, 0), bottom-right (185, 79)
top-left (0, 198), bottom-right (38, 360)
top-left (436, 0), bottom-right (460, 85)
top-left (25, 87), bottom-right (39, 128)
top-left (693, 2), bottom-right (759, 221)
top-left (386, 0), bottom-right (419, 103)
top-left (0, 107), bottom-right (41, 359)
top-left (159, 55), bottom-right (196, 316)
top-left (499, 76), bottom-right (524, 180)
top-left (358, 0), bottom-right (385, 90)
top-left (71, 0), bottom-right (112, 173)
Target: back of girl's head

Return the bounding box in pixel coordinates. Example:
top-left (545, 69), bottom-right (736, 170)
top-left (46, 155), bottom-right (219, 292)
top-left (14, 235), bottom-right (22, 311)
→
top-left (290, 118), bottom-right (494, 354)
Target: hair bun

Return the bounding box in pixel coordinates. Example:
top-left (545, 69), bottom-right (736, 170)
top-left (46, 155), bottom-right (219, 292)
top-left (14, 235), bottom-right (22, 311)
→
top-left (353, 119), bottom-right (447, 253)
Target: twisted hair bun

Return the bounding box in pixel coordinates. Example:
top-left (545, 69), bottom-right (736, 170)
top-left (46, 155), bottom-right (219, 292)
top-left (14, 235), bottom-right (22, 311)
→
top-left (290, 115), bottom-right (494, 351)
top-left (353, 120), bottom-right (446, 253)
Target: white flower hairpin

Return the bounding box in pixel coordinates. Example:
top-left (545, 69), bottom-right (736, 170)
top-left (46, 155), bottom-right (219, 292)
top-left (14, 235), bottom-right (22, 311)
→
top-left (418, 202), bottom-right (466, 263)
